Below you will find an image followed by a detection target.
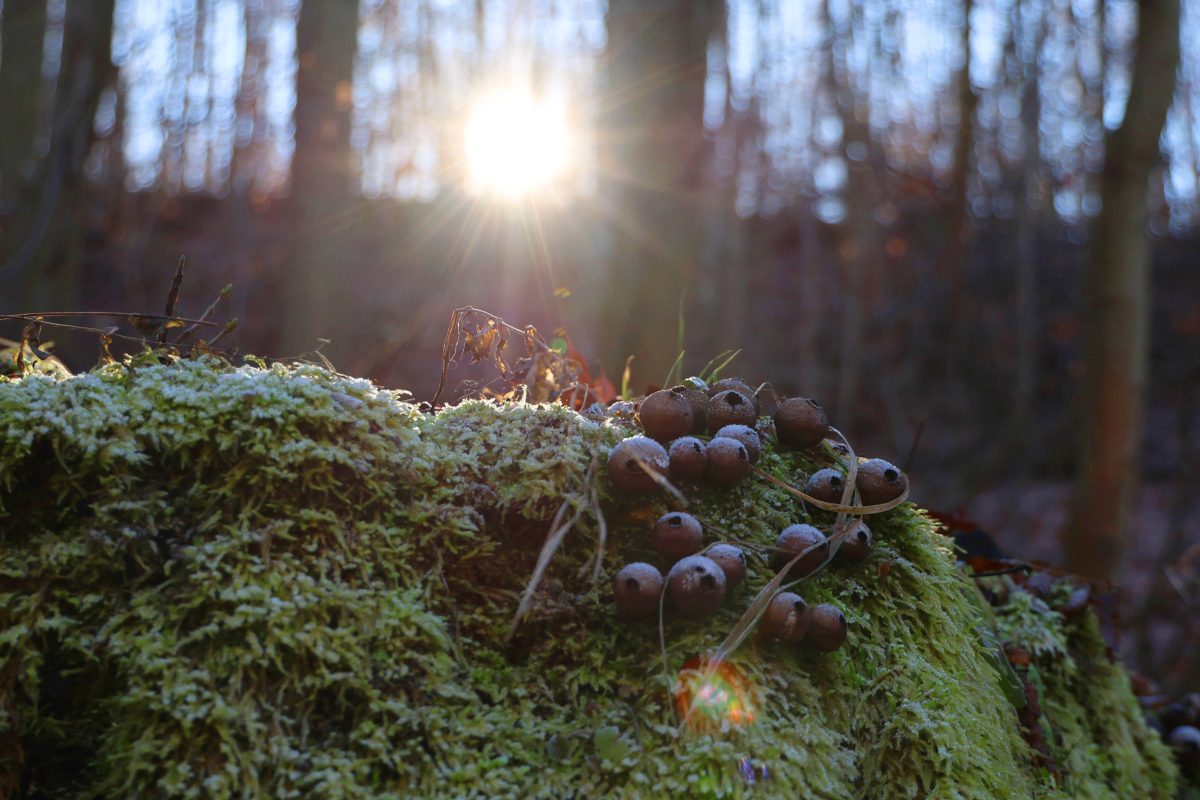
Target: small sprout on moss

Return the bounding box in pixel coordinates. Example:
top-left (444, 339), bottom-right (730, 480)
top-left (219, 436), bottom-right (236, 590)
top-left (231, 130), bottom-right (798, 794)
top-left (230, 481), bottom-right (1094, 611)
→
top-left (855, 457), bottom-right (908, 505)
top-left (613, 562), bottom-right (665, 618)
top-left (804, 467), bottom-right (846, 504)
top-left (836, 521), bottom-right (873, 564)
top-left (706, 436), bottom-right (751, 486)
top-left (705, 543), bottom-right (747, 590)
top-left (667, 555), bottom-right (727, 618)
top-left (638, 388), bottom-right (694, 443)
top-left (760, 591), bottom-right (810, 642)
top-left (652, 511), bottom-right (705, 562)
top-left (707, 390), bottom-right (757, 432)
top-left (801, 603), bottom-right (848, 653)
top-left (713, 424), bottom-right (761, 465)
top-left (708, 377), bottom-right (760, 415)
top-left (607, 436), bottom-right (670, 494)
top-left (774, 524), bottom-right (829, 576)
top-left (668, 436), bottom-right (708, 481)
top-left (775, 397), bottom-right (829, 448)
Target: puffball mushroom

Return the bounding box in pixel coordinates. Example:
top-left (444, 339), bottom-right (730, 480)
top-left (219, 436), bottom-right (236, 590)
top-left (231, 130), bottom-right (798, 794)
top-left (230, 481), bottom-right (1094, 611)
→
top-left (667, 555), bottom-right (727, 618)
top-left (606, 436), bottom-right (669, 494)
top-left (612, 562), bottom-right (665, 618)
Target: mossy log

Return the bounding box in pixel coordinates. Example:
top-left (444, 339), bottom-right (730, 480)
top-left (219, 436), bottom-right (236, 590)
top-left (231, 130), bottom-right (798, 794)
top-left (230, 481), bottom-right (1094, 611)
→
top-left (0, 359), bottom-right (1180, 798)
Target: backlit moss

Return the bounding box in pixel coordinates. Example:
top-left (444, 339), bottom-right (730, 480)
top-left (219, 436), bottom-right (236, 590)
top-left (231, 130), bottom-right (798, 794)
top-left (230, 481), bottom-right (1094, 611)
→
top-left (0, 357), bottom-right (1178, 798)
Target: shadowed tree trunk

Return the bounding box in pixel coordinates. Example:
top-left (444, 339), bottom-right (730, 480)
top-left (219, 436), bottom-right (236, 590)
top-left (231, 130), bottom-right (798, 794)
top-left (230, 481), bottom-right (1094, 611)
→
top-left (0, 0), bottom-right (114, 310)
top-left (945, 0), bottom-right (976, 291)
top-left (281, 0), bottom-right (360, 358)
top-left (835, 111), bottom-right (883, 435)
top-left (1063, 0), bottom-right (1181, 582)
top-left (1013, 1), bottom-right (1046, 468)
top-left (833, 2), bottom-right (884, 437)
top-left (596, 0), bottom-right (722, 389)
top-left (0, 0), bottom-right (48, 219)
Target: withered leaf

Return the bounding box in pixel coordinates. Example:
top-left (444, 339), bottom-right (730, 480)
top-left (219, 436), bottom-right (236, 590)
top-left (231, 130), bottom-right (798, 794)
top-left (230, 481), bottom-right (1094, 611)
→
top-left (465, 328), bottom-right (498, 364)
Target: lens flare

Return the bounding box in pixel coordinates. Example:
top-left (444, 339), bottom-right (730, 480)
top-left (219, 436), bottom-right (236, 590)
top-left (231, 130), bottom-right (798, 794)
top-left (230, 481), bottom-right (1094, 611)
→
top-left (675, 656), bottom-right (757, 733)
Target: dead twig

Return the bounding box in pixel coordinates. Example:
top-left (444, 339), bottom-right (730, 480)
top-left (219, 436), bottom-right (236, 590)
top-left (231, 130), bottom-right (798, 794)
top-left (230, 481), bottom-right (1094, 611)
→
top-left (159, 256), bottom-right (186, 344)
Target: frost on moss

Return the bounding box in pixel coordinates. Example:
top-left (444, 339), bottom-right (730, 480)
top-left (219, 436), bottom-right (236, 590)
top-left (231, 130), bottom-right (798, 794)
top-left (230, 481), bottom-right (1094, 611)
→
top-left (0, 358), bottom-right (1178, 799)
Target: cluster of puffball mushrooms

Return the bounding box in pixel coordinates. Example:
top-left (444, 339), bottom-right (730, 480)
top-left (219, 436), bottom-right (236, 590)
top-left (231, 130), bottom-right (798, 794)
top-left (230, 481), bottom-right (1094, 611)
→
top-left (603, 377), bottom-right (909, 655)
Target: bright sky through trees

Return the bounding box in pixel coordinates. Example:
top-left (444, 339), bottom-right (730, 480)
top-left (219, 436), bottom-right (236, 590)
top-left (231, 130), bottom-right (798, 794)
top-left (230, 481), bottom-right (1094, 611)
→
top-left (26, 0), bottom-right (1198, 230)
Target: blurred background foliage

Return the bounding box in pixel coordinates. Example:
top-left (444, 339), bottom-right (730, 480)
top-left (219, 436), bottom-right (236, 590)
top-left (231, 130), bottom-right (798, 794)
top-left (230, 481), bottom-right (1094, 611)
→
top-left (0, 0), bottom-right (1197, 690)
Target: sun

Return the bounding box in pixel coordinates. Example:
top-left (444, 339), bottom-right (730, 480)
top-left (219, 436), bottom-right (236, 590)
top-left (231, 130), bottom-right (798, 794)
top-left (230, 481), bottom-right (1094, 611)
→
top-left (464, 87), bottom-right (574, 200)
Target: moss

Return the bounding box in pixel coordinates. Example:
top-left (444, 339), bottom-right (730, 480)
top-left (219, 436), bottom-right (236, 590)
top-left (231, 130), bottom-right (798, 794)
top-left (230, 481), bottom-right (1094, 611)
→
top-left (0, 358), bottom-right (1179, 798)
top-left (991, 586), bottom-right (1179, 799)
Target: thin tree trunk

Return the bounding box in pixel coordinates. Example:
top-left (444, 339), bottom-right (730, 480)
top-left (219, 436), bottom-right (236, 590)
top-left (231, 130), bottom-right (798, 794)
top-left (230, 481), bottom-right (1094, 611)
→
top-left (835, 120), bottom-right (881, 434)
top-left (0, 0), bottom-right (48, 217)
top-left (281, 0), bottom-right (360, 357)
top-left (945, 0), bottom-right (976, 287)
top-left (1063, 0), bottom-right (1180, 582)
top-left (1014, 4), bottom-right (1047, 464)
top-left (596, 0), bottom-right (721, 390)
top-left (833, 2), bottom-right (882, 435)
top-left (0, 0), bottom-right (115, 309)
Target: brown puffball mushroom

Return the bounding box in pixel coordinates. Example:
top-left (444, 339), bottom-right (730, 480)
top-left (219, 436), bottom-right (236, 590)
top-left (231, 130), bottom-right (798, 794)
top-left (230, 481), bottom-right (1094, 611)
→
top-left (801, 603), bottom-right (848, 653)
top-left (803, 467), bottom-right (847, 504)
top-left (706, 436), bottom-right (752, 486)
top-left (676, 382), bottom-right (710, 435)
top-left (606, 436), bottom-right (670, 494)
top-left (668, 436), bottom-right (708, 481)
top-left (760, 591), bottom-right (810, 641)
top-left (775, 397), bottom-right (829, 448)
top-left (612, 562), bottom-right (665, 618)
top-left (667, 555), bottom-right (727, 618)
top-left (638, 388), bottom-right (694, 443)
top-left (707, 390), bottom-right (758, 432)
top-left (652, 511), bottom-right (705, 562)
top-left (774, 524), bottom-right (829, 576)
top-left (708, 377), bottom-right (761, 415)
top-left (836, 521), bottom-right (873, 563)
top-left (713, 424), bottom-right (761, 464)
top-left (855, 458), bottom-right (908, 505)
top-left (705, 543), bottom-right (747, 590)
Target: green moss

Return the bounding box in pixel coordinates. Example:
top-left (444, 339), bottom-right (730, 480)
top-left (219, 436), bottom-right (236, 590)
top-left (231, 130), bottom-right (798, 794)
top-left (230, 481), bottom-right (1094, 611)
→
top-left (992, 585), bottom-right (1178, 799)
top-left (0, 358), bottom-right (1179, 798)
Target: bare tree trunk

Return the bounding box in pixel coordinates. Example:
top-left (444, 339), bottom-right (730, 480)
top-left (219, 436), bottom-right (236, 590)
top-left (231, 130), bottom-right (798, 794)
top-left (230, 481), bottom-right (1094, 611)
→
top-left (945, 0), bottom-right (976, 287)
top-left (281, 0), bottom-right (360, 357)
top-left (596, 0), bottom-right (721, 390)
top-left (0, 0), bottom-right (48, 217)
top-left (0, 0), bottom-right (115, 310)
top-left (833, 1), bottom-right (883, 435)
top-left (835, 117), bottom-right (881, 433)
top-left (1063, 0), bottom-right (1180, 582)
top-left (1013, 4), bottom-right (1047, 465)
